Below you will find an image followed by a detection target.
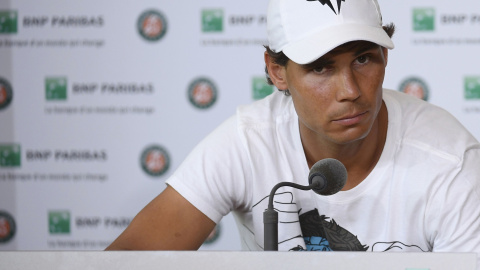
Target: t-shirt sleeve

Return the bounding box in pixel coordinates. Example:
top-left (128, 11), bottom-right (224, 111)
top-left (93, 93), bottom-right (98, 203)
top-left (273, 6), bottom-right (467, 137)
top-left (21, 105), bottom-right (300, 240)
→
top-left (429, 146), bottom-right (480, 259)
top-left (166, 115), bottom-right (252, 224)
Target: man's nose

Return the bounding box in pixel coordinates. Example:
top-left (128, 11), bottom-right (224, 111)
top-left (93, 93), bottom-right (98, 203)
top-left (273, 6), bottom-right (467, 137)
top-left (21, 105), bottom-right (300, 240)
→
top-left (336, 68), bottom-right (361, 102)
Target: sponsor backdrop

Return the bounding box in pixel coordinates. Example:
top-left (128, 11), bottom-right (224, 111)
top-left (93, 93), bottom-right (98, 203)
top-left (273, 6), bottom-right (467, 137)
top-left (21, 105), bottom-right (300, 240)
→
top-left (0, 0), bottom-right (479, 250)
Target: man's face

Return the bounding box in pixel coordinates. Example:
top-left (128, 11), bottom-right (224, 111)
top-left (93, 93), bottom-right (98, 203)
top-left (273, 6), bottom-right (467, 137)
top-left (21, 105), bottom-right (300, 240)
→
top-left (282, 41), bottom-right (388, 145)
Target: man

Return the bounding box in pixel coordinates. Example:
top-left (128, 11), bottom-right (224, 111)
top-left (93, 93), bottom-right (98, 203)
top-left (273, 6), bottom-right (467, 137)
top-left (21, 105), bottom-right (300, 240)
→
top-left (107, 0), bottom-right (480, 258)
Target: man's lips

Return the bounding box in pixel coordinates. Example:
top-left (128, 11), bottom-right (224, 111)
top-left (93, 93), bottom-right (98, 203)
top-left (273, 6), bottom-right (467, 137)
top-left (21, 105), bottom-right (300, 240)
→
top-left (332, 111), bottom-right (368, 126)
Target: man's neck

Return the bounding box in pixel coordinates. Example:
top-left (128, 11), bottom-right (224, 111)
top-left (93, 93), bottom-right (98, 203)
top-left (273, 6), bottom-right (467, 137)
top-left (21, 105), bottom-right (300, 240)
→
top-left (300, 102), bottom-right (388, 190)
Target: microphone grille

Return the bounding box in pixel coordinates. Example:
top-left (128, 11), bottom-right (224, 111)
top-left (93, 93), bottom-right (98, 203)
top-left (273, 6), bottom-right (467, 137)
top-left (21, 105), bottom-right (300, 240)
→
top-left (308, 158), bottom-right (347, 195)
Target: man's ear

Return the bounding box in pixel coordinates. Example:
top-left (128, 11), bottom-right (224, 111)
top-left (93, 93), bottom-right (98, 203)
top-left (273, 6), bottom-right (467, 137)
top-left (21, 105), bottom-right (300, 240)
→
top-left (264, 52), bottom-right (288, 91)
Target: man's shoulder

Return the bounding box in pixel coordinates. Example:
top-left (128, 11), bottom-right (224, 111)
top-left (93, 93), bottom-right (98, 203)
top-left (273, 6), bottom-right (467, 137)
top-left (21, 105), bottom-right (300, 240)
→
top-left (384, 88), bottom-right (459, 129)
top-left (236, 91), bottom-right (294, 127)
top-left (384, 89), bottom-right (479, 160)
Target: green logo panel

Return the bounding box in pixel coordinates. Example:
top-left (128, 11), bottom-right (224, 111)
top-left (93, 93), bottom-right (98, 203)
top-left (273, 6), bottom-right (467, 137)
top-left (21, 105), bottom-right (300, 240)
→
top-left (465, 76), bottom-right (480, 100)
top-left (202, 9), bottom-right (223, 32)
top-left (0, 10), bottom-right (18, 34)
top-left (413, 8), bottom-right (435, 31)
top-left (45, 77), bottom-right (67, 101)
top-left (0, 144), bottom-right (21, 167)
top-left (49, 211), bottom-right (71, 234)
top-left (252, 77), bottom-right (274, 100)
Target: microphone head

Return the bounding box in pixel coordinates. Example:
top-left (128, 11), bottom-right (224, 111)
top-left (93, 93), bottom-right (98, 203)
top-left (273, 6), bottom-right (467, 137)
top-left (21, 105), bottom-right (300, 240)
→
top-left (308, 158), bottom-right (347, 195)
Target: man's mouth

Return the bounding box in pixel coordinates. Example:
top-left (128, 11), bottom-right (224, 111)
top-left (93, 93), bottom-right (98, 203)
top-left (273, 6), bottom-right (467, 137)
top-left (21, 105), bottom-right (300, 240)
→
top-left (332, 111), bottom-right (368, 126)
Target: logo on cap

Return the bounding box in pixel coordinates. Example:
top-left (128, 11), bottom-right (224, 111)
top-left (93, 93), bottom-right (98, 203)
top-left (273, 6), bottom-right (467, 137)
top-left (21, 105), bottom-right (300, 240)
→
top-left (307, 0), bottom-right (347, 15)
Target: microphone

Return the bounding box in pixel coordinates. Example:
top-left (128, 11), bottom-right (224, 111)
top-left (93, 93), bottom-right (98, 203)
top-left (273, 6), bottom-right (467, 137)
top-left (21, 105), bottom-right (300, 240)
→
top-left (308, 158), bottom-right (347, 195)
top-left (263, 158), bottom-right (347, 251)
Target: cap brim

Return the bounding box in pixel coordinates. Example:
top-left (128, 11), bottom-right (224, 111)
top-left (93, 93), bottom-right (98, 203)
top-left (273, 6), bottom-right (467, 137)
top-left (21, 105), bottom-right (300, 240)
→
top-left (282, 24), bottom-right (394, 65)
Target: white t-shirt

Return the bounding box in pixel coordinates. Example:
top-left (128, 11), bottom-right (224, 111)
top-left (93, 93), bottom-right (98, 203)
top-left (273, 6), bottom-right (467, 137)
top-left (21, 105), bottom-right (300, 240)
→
top-left (167, 89), bottom-right (480, 256)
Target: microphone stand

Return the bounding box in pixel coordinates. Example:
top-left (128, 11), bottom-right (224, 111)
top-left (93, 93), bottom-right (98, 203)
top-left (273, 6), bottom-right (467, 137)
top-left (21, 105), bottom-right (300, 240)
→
top-left (263, 180), bottom-right (322, 251)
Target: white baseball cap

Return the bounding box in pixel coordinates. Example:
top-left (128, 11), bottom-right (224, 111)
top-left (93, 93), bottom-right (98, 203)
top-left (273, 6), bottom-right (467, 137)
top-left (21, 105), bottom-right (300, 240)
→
top-left (267, 0), bottom-right (394, 64)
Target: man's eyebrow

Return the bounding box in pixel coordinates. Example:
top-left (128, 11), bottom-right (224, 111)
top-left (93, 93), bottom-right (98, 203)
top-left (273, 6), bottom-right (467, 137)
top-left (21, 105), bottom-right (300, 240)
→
top-left (301, 42), bottom-right (380, 69)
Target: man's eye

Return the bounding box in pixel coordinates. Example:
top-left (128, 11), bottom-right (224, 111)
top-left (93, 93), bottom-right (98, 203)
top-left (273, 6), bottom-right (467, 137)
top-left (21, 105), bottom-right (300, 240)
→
top-left (312, 66), bottom-right (325, 73)
top-left (356, 55), bottom-right (370, 64)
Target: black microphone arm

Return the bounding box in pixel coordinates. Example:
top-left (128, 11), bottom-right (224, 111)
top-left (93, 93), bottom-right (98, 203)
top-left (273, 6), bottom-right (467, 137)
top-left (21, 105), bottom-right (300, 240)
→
top-left (263, 158), bottom-right (347, 251)
top-left (263, 180), bottom-right (324, 251)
